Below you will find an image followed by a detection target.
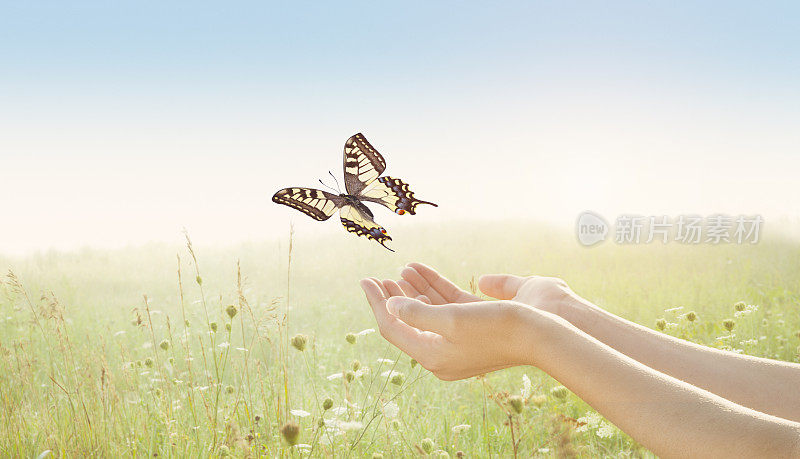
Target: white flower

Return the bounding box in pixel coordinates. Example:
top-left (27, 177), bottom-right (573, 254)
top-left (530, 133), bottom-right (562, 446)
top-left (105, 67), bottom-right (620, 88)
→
top-left (664, 306), bottom-right (683, 313)
top-left (354, 368), bottom-right (370, 378)
top-left (596, 422), bottom-right (615, 438)
top-left (330, 407), bottom-right (348, 417)
top-left (217, 342), bottom-right (230, 349)
top-left (383, 401), bottom-right (399, 419)
top-left (377, 358), bottom-right (395, 364)
top-left (290, 409), bottom-right (311, 417)
top-left (538, 448), bottom-right (550, 453)
top-left (339, 421), bottom-right (363, 432)
top-left (381, 370), bottom-right (402, 378)
top-left (521, 374), bottom-right (532, 398)
top-left (327, 373), bottom-right (343, 381)
top-left (357, 328), bottom-right (376, 336)
top-left (293, 444), bottom-right (312, 451)
top-left (114, 330), bottom-right (126, 337)
top-left (235, 347), bottom-right (248, 352)
top-left (451, 424), bottom-right (471, 434)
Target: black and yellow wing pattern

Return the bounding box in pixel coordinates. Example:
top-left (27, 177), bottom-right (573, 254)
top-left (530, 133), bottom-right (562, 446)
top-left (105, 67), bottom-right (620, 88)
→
top-left (272, 133), bottom-right (436, 251)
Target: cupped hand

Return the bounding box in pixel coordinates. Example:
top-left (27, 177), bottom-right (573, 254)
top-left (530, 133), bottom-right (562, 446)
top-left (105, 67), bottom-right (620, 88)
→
top-left (396, 262), bottom-right (577, 317)
top-left (360, 277), bottom-right (534, 380)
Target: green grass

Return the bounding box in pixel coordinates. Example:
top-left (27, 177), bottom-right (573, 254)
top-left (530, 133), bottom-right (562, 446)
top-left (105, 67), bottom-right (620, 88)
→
top-left (1, 221), bottom-right (798, 457)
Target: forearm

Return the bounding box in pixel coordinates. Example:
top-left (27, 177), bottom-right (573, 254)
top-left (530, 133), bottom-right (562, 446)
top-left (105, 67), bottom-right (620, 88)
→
top-left (520, 309), bottom-right (800, 458)
top-left (557, 296), bottom-right (800, 422)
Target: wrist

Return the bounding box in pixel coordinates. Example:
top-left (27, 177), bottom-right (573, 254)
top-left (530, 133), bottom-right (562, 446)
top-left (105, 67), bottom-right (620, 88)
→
top-left (511, 303), bottom-right (573, 367)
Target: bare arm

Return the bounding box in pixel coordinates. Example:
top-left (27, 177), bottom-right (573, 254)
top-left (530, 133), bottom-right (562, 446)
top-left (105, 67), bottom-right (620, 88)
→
top-left (398, 262), bottom-right (800, 423)
top-left (361, 276), bottom-right (800, 458)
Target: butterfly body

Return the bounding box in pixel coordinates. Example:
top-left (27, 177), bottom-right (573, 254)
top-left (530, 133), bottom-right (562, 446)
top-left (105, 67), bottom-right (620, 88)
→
top-left (272, 133), bottom-right (436, 251)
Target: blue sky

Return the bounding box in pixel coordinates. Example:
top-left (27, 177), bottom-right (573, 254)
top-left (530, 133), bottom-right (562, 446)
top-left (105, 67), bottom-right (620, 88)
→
top-left (1, 1), bottom-right (799, 253)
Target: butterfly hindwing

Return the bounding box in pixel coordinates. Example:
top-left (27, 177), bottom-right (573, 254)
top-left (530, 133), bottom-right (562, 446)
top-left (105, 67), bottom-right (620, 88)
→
top-left (343, 133), bottom-right (386, 195)
top-left (272, 187), bottom-right (345, 221)
top-left (358, 176), bottom-right (438, 215)
top-left (339, 203), bottom-right (394, 252)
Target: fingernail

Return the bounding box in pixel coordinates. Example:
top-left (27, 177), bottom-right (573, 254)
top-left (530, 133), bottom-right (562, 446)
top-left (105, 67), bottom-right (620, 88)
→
top-left (386, 297), bottom-right (400, 315)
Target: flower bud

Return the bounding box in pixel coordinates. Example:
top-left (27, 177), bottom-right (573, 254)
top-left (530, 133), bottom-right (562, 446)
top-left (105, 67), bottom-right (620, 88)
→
top-left (421, 438), bottom-right (434, 454)
top-left (685, 311), bottom-right (697, 322)
top-left (345, 371), bottom-right (355, 383)
top-left (144, 357), bottom-right (154, 368)
top-left (550, 385), bottom-right (568, 400)
top-left (655, 318), bottom-right (666, 331)
top-left (345, 333), bottom-right (357, 345)
top-left (225, 304), bottom-right (238, 319)
top-left (530, 394), bottom-right (547, 407)
top-left (225, 385), bottom-right (234, 394)
top-left (210, 322), bottom-right (218, 332)
top-left (734, 301), bottom-right (746, 312)
top-left (410, 358), bottom-right (418, 368)
top-left (159, 339), bottom-right (170, 351)
top-left (372, 453), bottom-right (384, 459)
top-left (351, 360), bottom-right (361, 371)
top-left (322, 398), bottom-right (333, 410)
top-left (508, 395), bottom-right (524, 414)
top-left (390, 373), bottom-right (405, 386)
top-left (280, 421), bottom-right (300, 446)
top-left (225, 323), bottom-right (232, 332)
top-left (722, 319), bottom-right (735, 332)
top-left (195, 275), bottom-right (202, 286)
top-left (291, 334), bottom-right (308, 351)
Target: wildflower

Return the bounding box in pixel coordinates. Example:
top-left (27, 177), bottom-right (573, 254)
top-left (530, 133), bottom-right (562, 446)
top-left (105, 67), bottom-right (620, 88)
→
top-left (655, 318), bottom-right (666, 331)
top-left (291, 334), bottom-right (308, 351)
top-left (345, 333), bottom-right (357, 344)
top-left (209, 322), bottom-right (218, 332)
top-left (410, 358), bottom-right (418, 368)
top-left (290, 409), bottom-right (311, 417)
top-left (225, 323), bottom-right (232, 332)
top-left (521, 374), bottom-right (532, 398)
top-left (225, 385), bottom-right (234, 394)
top-left (550, 385), bottom-right (568, 400)
top-left (722, 319), bottom-right (736, 332)
top-left (195, 275), bottom-right (202, 286)
top-left (280, 422), bottom-right (300, 446)
top-left (664, 306), bottom-right (683, 313)
top-left (451, 424), bottom-right (471, 434)
top-left (345, 371), bottom-right (355, 383)
top-left (508, 395), bottom-right (524, 414)
top-left (326, 373), bottom-right (343, 381)
top-left (339, 421), bottom-right (363, 432)
top-left (596, 422), bottom-right (615, 438)
top-left (383, 401), bottom-right (399, 419)
top-left (168, 357), bottom-right (174, 365)
top-left (322, 398), bottom-right (333, 411)
top-left (159, 339), bottom-right (170, 351)
top-left (685, 311), bottom-right (697, 322)
top-left (144, 357), bottom-right (154, 368)
top-left (372, 453), bottom-right (384, 459)
top-left (421, 438), bottom-right (434, 454)
top-left (734, 301), bottom-right (746, 312)
top-left (377, 358), bottom-right (395, 364)
top-left (351, 360), bottom-right (361, 371)
top-left (357, 328), bottom-right (375, 336)
top-left (154, 388), bottom-right (162, 397)
top-left (114, 330), bottom-right (126, 337)
top-left (218, 342), bottom-right (230, 349)
top-left (225, 304), bottom-right (237, 319)
top-left (529, 394), bottom-right (547, 407)
top-left (218, 445), bottom-right (230, 456)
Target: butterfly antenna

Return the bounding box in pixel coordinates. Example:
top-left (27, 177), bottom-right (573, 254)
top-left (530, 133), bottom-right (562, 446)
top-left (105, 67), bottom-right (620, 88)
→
top-left (328, 171), bottom-right (342, 194)
top-left (318, 178), bottom-right (338, 194)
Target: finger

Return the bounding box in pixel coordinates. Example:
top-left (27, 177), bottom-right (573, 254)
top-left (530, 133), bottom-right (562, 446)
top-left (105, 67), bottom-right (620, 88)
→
top-left (408, 262), bottom-right (479, 303)
top-left (360, 279), bottom-right (429, 356)
top-left (478, 274), bottom-right (526, 300)
top-left (369, 277), bottom-right (390, 297)
top-left (397, 279), bottom-right (421, 298)
top-left (400, 267), bottom-right (447, 304)
top-left (386, 296), bottom-right (453, 336)
top-left (416, 294), bottom-right (432, 304)
top-left (382, 279), bottom-right (405, 297)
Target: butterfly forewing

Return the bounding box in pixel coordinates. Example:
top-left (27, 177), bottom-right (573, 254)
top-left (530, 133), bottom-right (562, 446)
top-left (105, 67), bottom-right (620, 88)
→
top-left (272, 187), bottom-right (345, 221)
top-left (343, 133), bottom-right (386, 195)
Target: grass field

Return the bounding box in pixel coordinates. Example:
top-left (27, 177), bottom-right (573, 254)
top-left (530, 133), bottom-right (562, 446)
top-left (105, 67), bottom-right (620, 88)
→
top-left (1, 221), bottom-right (798, 457)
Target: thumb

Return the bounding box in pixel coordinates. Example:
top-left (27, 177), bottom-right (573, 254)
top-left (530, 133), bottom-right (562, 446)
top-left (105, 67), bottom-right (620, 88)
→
top-left (387, 296), bottom-right (452, 335)
top-left (478, 274), bottom-right (526, 299)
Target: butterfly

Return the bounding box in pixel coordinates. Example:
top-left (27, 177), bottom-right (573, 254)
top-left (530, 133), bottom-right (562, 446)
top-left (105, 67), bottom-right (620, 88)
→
top-left (272, 133), bottom-right (437, 251)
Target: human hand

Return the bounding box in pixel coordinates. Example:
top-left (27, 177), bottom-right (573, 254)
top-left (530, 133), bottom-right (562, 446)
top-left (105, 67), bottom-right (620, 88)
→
top-left (360, 277), bottom-right (538, 380)
top-left (395, 262), bottom-right (578, 317)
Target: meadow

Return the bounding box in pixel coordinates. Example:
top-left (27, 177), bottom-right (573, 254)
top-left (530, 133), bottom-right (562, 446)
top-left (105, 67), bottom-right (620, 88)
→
top-left (1, 221), bottom-right (798, 458)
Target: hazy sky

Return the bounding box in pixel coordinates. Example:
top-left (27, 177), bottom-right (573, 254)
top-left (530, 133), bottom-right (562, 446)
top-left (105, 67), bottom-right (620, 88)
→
top-left (2, 1), bottom-right (799, 254)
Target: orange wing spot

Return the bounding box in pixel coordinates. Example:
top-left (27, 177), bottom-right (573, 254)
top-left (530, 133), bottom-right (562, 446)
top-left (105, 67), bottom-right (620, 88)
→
top-left (396, 209), bottom-right (406, 215)
top-left (380, 229), bottom-right (387, 234)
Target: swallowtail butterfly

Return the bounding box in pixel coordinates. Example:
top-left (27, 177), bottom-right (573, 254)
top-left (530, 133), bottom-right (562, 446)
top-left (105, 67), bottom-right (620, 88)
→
top-left (272, 133), bottom-right (437, 251)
